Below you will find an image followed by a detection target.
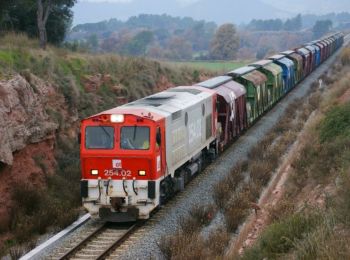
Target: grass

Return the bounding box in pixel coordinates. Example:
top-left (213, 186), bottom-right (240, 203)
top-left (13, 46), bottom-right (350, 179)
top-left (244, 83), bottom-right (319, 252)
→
top-left (166, 60), bottom-right (249, 73)
top-left (0, 33), bottom-right (216, 114)
top-left (319, 103), bottom-right (350, 143)
top-left (242, 212), bottom-right (322, 260)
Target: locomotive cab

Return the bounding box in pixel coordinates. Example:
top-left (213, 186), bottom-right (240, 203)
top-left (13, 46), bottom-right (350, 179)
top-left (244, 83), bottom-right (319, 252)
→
top-left (80, 111), bottom-right (165, 222)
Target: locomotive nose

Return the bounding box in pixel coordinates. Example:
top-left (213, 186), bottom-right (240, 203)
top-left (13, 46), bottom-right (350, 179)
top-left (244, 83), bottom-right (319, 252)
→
top-left (82, 156), bottom-right (152, 180)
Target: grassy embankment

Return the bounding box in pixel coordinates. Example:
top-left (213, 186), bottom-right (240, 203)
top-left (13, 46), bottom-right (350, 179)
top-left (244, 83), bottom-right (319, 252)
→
top-left (242, 46), bottom-right (350, 260)
top-left (167, 60), bottom-right (248, 73)
top-left (0, 33), bottom-right (215, 256)
top-left (159, 46), bottom-right (350, 259)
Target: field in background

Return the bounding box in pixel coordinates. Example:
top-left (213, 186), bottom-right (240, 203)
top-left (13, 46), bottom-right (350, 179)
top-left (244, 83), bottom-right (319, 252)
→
top-left (166, 60), bottom-right (249, 73)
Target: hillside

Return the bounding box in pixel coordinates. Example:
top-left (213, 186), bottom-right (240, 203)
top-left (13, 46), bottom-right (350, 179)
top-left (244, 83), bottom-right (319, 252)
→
top-left (0, 33), bottom-right (213, 256)
top-left (239, 48), bottom-right (350, 258)
top-left (72, 0), bottom-right (288, 25)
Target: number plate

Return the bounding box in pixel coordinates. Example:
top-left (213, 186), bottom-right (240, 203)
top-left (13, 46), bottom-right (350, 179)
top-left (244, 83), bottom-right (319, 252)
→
top-left (104, 169), bottom-right (132, 177)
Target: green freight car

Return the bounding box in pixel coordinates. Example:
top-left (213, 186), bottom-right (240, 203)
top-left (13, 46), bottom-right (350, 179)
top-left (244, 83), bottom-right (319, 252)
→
top-left (249, 60), bottom-right (283, 107)
top-left (227, 67), bottom-right (268, 124)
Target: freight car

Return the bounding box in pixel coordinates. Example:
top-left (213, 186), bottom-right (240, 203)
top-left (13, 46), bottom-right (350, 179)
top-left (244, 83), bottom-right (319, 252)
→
top-left (80, 32), bottom-right (344, 222)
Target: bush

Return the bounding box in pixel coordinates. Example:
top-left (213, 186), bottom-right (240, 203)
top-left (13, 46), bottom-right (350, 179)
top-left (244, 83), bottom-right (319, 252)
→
top-left (319, 103), bottom-right (350, 143)
top-left (224, 191), bottom-right (250, 232)
top-left (341, 48), bottom-right (350, 66)
top-left (158, 232), bottom-right (208, 260)
top-left (213, 166), bottom-right (245, 210)
top-left (206, 227), bottom-right (231, 256)
top-left (242, 212), bottom-right (321, 259)
top-left (189, 204), bottom-right (215, 227)
top-left (249, 160), bottom-right (272, 186)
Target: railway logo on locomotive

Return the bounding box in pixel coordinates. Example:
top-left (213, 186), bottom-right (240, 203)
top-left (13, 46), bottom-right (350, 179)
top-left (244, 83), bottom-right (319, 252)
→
top-left (112, 159), bottom-right (122, 169)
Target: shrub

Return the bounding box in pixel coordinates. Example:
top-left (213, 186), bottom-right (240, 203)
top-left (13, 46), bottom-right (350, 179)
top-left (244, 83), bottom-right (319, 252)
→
top-left (224, 191), bottom-right (250, 232)
top-left (213, 179), bottom-right (233, 210)
top-left (319, 103), bottom-right (350, 143)
top-left (267, 199), bottom-right (295, 222)
top-left (242, 212), bottom-right (321, 259)
top-left (249, 160), bottom-right (272, 186)
top-left (158, 232), bottom-right (208, 260)
top-left (241, 180), bottom-right (263, 203)
top-left (189, 204), bottom-right (215, 227)
top-left (206, 227), bottom-right (231, 256)
top-left (341, 48), bottom-right (350, 66)
top-left (213, 165), bottom-right (245, 211)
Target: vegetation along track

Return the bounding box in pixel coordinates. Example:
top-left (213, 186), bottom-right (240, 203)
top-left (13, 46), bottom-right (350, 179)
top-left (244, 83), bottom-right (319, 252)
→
top-left (56, 222), bottom-right (139, 260)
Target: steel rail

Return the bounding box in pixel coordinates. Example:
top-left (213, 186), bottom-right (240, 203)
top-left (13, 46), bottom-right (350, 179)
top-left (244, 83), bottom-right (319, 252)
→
top-left (58, 222), bottom-right (138, 260)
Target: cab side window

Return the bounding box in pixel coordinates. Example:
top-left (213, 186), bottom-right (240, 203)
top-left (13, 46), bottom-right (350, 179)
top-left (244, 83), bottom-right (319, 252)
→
top-left (156, 127), bottom-right (161, 148)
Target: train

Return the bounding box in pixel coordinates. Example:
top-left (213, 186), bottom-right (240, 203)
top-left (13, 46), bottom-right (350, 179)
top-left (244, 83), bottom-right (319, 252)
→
top-left (80, 32), bottom-right (344, 222)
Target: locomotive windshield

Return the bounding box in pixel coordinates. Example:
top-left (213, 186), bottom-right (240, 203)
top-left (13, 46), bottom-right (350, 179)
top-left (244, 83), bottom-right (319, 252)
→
top-left (121, 126), bottom-right (150, 150)
top-left (85, 126), bottom-right (114, 149)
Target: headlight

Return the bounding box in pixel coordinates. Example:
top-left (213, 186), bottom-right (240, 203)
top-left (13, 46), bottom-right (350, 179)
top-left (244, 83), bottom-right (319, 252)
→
top-left (110, 114), bottom-right (124, 123)
top-left (91, 169), bottom-right (99, 175)
top-left (138, 170), bottom-right (146, 176)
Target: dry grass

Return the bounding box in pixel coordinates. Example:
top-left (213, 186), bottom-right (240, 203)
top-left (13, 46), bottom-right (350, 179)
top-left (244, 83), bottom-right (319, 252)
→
top-left (213, 164), bottom-right (245, 210)
top-left (224, 191), bottom-right (250, 232)
top-left (267, 199), bottom-right (295, 223)
top-left (158, 231), bottom-right (208, 260)
top-left (241, 180), bottom-right (263, 203)
top-left (249, 160), bottom-right (273, 186)
top-left (341, 47), bottom-right (350, 66)
top-left (207, 227), bottom-right (231, 256)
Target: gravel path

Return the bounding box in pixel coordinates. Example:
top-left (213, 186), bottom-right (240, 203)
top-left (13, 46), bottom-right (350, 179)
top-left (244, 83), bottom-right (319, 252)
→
top-left (116, 48), bottom-right (344, 260)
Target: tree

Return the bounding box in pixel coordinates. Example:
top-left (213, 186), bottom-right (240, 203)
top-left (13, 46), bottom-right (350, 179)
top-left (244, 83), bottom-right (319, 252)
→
top-left (312, 20), bottom-right (333, 39)
top-left (126, 31), bottom-right (154, 56)
top-left (284, 14), bottom-right (302, 31)
top-left (210, 23), bottom-right (239, 60)
top-left (87, 34), bottom-right (98, 51)
top-left (0, 0), bottom-right (76, 48)
top-left (165, 36), bottom-right (193, 60)
top-left (37, 0), bottom-right (53, 49)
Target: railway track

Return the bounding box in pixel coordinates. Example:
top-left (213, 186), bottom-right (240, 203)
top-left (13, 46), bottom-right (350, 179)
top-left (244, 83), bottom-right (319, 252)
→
top-left (57, 222), bottom-right (139, 260)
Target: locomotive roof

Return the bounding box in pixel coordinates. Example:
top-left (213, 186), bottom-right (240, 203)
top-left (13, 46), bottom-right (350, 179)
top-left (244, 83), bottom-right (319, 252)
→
top-left (120, 86), bottom-right (213, 118)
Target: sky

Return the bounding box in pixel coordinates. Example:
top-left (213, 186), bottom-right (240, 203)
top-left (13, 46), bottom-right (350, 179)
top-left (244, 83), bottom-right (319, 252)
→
top-left (72, 0), bottom-right (350, 25)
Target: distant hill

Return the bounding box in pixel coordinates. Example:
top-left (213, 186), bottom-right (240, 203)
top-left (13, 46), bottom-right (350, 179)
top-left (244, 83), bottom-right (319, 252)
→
top-left (72, 0), bottom-right (291, 25)
top-left (181, 0), bottom-right (291, 24)
top-left (68, 14), bottom-right (218, 60)
top-left (262, 0), bottom-right (350, 15)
